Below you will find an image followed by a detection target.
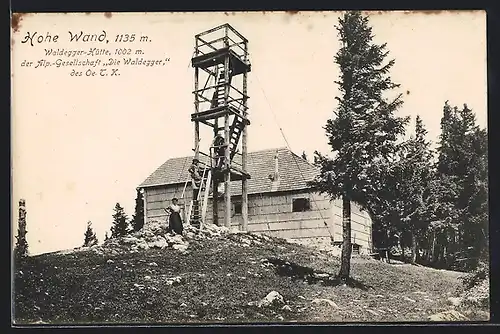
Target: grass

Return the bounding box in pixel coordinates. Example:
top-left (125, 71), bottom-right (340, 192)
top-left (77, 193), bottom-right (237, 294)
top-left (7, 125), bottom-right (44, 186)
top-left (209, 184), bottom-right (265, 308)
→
top-left (12, 232), bottom-right (489, 324)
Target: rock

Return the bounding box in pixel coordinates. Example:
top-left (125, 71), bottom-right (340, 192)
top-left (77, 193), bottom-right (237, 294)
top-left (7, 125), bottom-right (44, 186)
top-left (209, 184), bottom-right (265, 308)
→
top-left (148, 262), bottom-right (158, 267)
top-left (172, 244), bottom-right (189, 252)
top-left (311, 298), bottom-right (339, 309)
top-left (144, 276), bottom-right (151, 280)
top-left (137, 242), bottom-right (150, 250)
top-left (149, 237), bottom-right (168, 249)
top-left (166, 234), bottom-right (184, 245)
top-left (122, 236), bottom-right (140, 244)
top-left (428, 310), bottom-right (468, 321)
top-left (298, 295), bottom-right (306, 300)
top-left (403, 296), bottom-right (416, 303)
top-left (366, 309), bottom-right (379, 316)
top-left (180, 303), bottom-right (187, 307)
top-left (258, 291), bottom-right (285, 308)
top-left (282, 305), bottom-right (292, 311)
top-left (241, 238), bottom-right (252, 246)
top-left (447, 297), bottom-right (463, 307)
top-left (313, 273), bottom-right (330, 279)
top-left (106, 259), bottom-right (114, 264)
top-left (166, 276), bottom-right (183, 286)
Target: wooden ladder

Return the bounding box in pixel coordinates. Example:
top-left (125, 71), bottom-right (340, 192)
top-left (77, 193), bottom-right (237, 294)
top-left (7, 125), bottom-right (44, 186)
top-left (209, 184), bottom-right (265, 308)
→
top-left (210, 66), bottom-right (232, 109)
top-left (189, 166), bottom-right (212, 228)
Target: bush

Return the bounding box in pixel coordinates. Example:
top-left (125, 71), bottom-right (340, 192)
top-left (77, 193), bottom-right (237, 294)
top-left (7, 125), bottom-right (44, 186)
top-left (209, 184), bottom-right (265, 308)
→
top-left (459, 260), bottom-right (489, 290)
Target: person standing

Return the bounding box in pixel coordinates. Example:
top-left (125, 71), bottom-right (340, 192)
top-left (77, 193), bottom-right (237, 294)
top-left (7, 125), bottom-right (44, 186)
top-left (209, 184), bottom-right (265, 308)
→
top-left (166, 198), bottom-right (183, 235)
top-left (188, 158), bottom-right (202, 199)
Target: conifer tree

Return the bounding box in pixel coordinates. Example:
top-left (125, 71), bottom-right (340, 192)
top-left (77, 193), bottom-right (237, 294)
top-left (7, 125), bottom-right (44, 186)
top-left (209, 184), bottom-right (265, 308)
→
top-left (83, 221), bottom-right (99, 247)
top-left (131, 189), bottom-right (145, 232)
top-left (435, 102), bottom-right (488, 269)
top-left (110, 203), bottom-right (130, 238)
top-left (395, 116), bottom-right (434, 263)
top-left (310, 11), bottom-right (408, 282)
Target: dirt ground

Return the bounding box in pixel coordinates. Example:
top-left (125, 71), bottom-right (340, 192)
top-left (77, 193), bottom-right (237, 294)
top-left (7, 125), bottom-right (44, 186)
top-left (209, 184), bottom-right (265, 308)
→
top-left (12, 231), bottom-right (489, 324)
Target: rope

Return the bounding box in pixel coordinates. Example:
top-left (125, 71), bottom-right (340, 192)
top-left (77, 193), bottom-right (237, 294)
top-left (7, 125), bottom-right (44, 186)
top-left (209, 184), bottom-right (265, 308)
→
top-left (253, 71), bottom-right (335, 242)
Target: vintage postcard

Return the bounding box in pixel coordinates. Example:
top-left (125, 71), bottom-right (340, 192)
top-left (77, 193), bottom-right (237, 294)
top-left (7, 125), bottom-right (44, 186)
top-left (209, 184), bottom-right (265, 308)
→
top-left (11, 11), bottom-right (489, 325)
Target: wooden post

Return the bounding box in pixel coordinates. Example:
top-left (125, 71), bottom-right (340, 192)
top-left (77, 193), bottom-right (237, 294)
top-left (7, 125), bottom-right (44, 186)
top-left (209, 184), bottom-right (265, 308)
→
top-left (213, 118), bottom-right (219, 226)
top-left (194, 65), bottom-right (200, 162)
top-left (223, 37), bottom-right (231, 229)
top-left (193, 42), bottom-right (200, 222)
top-left (241, 41), bottom-right (249, 232)
top-left (142, 188), bottom-right (147, 227)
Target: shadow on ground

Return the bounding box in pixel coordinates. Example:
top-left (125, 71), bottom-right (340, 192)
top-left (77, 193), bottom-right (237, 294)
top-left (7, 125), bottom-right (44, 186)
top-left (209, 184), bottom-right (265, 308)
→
top-left (266, 257), bottom-right (372, 290)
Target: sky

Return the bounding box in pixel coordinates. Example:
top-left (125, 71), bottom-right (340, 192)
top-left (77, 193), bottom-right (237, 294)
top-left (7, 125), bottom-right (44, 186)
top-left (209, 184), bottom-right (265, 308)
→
top-left (11, 11), bottom-right (487, 255)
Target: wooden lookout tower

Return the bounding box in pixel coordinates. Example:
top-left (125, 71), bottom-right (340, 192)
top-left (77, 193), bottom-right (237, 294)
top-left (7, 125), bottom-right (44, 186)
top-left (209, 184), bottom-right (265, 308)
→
top-left (189, 23), bottom-right (251, 230)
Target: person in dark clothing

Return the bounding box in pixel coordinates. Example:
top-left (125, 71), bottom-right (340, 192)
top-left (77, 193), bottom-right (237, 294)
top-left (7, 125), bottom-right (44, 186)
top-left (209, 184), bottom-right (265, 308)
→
top-left (166, 198), bottom-right (183, 235)
top-left (212, 134), bottom-right (225, 169)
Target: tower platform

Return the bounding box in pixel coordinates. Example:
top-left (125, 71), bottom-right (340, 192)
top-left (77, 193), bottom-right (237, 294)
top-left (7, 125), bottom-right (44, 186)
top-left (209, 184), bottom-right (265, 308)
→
top-left (191, 105), bottom-right (251, 124)
top-left (191, 47), bottom-right (251, 76)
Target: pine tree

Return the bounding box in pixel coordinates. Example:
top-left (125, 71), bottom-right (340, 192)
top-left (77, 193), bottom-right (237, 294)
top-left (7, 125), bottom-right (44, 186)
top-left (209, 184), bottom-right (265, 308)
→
top-left (395, 116), bottom-right (434, 263)
top-left (14, 199), bottom-right (29, 262)
top-left (104, 231), bottom-right (109, 241)
top-left (83, 221), bottom-right (99, 247)
top-left (434, 102), bottom-right (488, 269)
top-left (131, 189), bottom-right (145, 232)
top-left (310, 11), bottom-right (409, 282)
top-left (110, 203), bottom-right (130, 238)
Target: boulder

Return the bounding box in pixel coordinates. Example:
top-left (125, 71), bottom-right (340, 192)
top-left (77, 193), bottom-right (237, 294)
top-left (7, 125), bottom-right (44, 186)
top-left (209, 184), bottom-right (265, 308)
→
top-left (149, 237), bottom-right (168, 249)
top-left (311, 298), bottom-right (339, 309)
top-left (258, 291), bottom-right (285, 308)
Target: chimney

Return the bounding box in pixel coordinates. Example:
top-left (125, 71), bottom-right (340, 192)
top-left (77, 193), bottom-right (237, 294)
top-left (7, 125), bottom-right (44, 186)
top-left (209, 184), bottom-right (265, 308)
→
top-left (270, 150), bottom-right (280, 191)
top-left (274, 151), bottom-right (279, 179)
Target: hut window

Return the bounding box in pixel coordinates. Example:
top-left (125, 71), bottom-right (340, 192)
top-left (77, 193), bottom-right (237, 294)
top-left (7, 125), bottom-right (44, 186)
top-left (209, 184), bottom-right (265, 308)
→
top-left (292, 198), bottom-right (311, 212)
top-left (352, 244), bottom-right (361, 255)
top-left (234, 203), bottom-right (242, 215)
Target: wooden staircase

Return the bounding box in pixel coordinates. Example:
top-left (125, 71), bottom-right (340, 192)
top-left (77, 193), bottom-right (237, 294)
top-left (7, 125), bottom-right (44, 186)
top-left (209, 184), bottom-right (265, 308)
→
top-left (229, 116), bottom-right (245, 161)
top-left (208, 66), bottom-right (247, 164)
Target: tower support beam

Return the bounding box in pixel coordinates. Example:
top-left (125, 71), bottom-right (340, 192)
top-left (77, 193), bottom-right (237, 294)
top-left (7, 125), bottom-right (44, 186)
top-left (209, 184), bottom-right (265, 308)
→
top-left (241, 41), bottom-right (249, 232)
